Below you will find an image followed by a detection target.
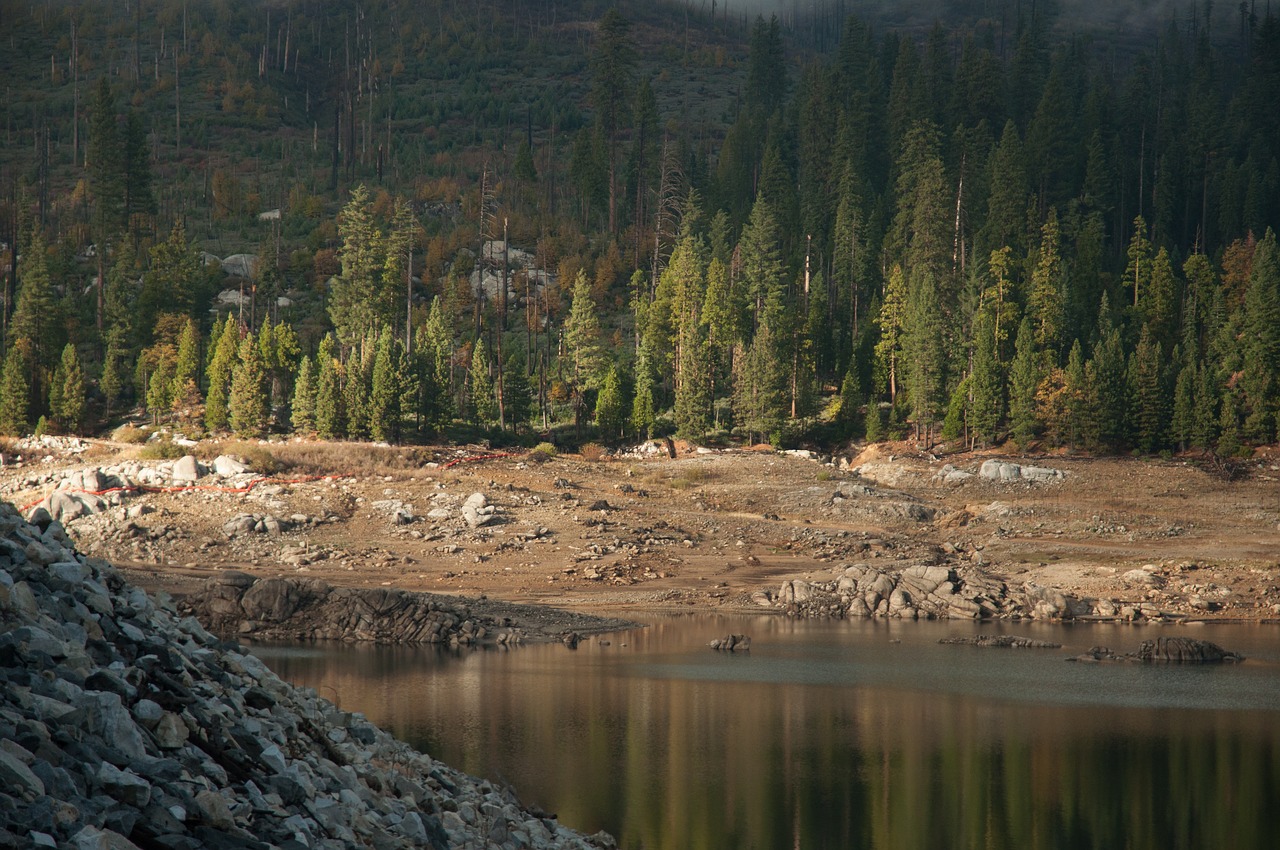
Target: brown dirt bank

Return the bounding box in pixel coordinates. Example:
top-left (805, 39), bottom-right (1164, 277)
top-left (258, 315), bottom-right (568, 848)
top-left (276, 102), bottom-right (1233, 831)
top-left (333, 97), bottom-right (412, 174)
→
top-left (4, 437), bottom-right (1280, 633)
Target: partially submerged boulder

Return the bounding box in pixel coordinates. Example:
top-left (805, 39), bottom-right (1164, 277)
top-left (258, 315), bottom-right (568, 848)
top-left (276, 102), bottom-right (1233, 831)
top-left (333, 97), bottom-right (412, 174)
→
top-left (710, 634), bottom-right (751, 651)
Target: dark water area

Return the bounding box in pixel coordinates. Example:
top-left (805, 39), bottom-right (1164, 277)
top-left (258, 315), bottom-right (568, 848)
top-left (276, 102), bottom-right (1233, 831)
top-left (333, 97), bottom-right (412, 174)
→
top-left (253, 616), bottom-right (1280, 850)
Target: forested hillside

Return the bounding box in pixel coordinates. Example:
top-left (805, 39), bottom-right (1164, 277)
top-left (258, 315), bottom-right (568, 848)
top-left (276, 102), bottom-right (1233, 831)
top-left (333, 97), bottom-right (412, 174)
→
top-left (1, 0), bottom-right (1279, 457)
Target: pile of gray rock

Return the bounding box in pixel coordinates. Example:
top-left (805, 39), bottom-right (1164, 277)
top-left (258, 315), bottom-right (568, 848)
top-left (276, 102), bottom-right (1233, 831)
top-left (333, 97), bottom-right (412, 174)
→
top-left (760, 563), bottom-right (1092, 621)
top-left (0, 501), bottom-right (614, 849)
top-left (22, 456), bottom-right (260, 526)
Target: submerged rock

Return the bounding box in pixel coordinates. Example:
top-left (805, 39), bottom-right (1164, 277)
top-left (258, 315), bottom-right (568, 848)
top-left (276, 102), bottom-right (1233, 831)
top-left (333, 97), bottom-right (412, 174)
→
top-left (1069, 637), bottom-right (1243, 663)
top-left (939, 635), bottom-right (1062, 648)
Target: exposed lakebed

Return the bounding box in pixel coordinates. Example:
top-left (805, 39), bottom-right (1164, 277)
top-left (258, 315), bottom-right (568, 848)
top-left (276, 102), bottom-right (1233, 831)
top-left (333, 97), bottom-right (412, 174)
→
top-left (254, 617), bottom-right (1280, 849)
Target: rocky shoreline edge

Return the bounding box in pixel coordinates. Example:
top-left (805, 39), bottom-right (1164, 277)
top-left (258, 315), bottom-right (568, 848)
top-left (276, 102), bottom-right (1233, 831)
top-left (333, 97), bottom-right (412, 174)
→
top-left (0, 500), bottom-right (615, 850)
top-left (176, 570), bottom-right (638, 646)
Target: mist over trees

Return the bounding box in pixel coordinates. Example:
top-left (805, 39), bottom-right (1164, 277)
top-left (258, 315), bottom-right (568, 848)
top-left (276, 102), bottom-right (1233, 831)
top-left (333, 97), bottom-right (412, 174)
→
top-left (1, 0), bottom-right (1278, 458)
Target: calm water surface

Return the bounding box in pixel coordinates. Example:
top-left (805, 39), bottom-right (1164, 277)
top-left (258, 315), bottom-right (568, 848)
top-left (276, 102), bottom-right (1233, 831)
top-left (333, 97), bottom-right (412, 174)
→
top-left (254, 616), bottom-right (1280, 850)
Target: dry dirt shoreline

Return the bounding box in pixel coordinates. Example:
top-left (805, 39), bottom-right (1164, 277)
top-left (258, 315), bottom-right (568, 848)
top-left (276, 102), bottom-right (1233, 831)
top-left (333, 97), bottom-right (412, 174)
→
top-left (4, 436), bottom-right (1280, 636)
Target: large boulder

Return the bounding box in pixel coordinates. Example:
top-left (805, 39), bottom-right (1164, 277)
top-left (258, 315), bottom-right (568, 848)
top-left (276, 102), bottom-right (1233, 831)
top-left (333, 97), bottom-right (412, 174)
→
top-left (212, 455), bottom-right (251, 477)
top-left (170, 455), bottom-right (203, 483)
top-left (979, 460), bottom-right (1022, 481)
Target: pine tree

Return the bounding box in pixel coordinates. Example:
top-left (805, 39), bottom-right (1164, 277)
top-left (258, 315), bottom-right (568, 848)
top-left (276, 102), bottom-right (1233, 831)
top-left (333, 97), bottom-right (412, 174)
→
top-left (969, 306), bottom-right (1004, 447)
top-left (291, 355), bottom-right (317, 432)
top-left (413, 326), bottom-right (448, 433)
top-left (503, 355), bottom-right (533, 433)
top-left (838, 361), bottom-right (864, 436)
top-left (205, 315), bottom-right (240, 431)
top-left (733, 319), bottom-right (787, 444)
top-left (330, 185), bottom-right (386, 348)
top-left (1192, 363), bottom-right (1219, 451)
top-left (631, 344), bottom-right (657, 439)
top-left (48, 357), bottom-right (66, 430)
top-left (702, 257), bottom-right (736, 402)
top-left (171, 319), bottom-right (201, 406)
top-left (980, 120), bottom-right (1029, 257)
top-left (1143, 248), bottom-right (1179, 352)
top-left (1053, 340), bottom-right (1084, 449)
top-left (420, 296), bottom-right (455, 426)
top-left (146, 360), bottom-right (175, 425)
top-left (370, 328), bottom-right (407, 443)
top-left (105, 240), bottom-right (138, 354)
top-left (1170, 356), bottom-right (1197, 452)
top-left (101, 339), bottom-right (127, 417)
top-left (874, 264), bottom-right (909, 405)
top-left (266, 321), bottom-right (302, 420)
top-left (891, 120), bottom-right (952, 295)
top-left (1028, 207), bottom-right (1065, 364)
top-left (595, 365), bottom-right (627, 443)
top-left (315, 334), bottom-right (346, 439)
top-left (229, 333), bottom-right (269, 437)
top-left (1008, 317), bottom-right (1040, 448)
top-left (1124, 215), bottom-right (1152, 310)
top-left (675, 325), bottom-right (713, 439)
top-left (1217, 389), bottom-right (1243, 457)
top-left (1128, 324), bottom-right (1169, 453)
top-left (0, 344), bottom-right (31, 436)
top-left (864, 399), bottom-right (885, 442)
top-left (903, 268), bottom-right (947, 444)
top-left (737, 197), bottom-right (788, 329)
top-left (467, 341), bottom-right (496, 426)
top-left (940, 374), bottom-right (970, 442)
top-left (1239, 229), bottom-right (1280, 442)
top-left (563, 270), bottom-right (608, 393)
top-left (53, 344), bottom-right (85, 434)
top-left (11, 228), bottom-right (56, 369)
top-left (88, 77), bottom-right (125, 235)
top-left (142, 221), bottom-right (201, 327)
top-left (344, 343), bottom-right (373, 439)
top-left (123, 109), bottom-right (155, 223)
top-left (1088, 328), bottom-right (1129, 450)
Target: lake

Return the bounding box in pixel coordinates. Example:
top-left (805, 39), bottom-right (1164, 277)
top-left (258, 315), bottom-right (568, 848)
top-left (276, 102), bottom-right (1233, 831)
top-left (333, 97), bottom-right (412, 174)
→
top-left (253, 616), bottom-right (1280, 849)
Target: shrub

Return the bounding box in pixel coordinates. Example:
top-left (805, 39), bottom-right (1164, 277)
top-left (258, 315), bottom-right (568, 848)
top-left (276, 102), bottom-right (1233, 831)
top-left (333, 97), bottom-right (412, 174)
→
top-left (113, 425), bottom-right (151, 444)
top-left (527, 442), bottom-right (557, 463)
top-left (579, 442), bottom-right (607, 462)
top-left (138, 440), bottom-right (186, 460)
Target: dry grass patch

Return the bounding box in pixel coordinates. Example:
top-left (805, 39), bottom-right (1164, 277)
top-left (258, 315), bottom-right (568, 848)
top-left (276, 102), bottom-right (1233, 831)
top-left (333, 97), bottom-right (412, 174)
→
top-left (264, 441), bottom-right (438, 478)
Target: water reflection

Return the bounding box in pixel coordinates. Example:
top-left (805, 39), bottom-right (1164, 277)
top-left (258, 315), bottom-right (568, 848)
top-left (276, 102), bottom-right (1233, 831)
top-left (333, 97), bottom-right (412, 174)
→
top-left (255, 617), bottom-right (1280, 850)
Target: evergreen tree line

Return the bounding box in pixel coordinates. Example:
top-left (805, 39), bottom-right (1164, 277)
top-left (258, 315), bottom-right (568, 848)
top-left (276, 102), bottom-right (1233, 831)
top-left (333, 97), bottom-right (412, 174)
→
top-left (4, 9), bottom-right (1280, 457)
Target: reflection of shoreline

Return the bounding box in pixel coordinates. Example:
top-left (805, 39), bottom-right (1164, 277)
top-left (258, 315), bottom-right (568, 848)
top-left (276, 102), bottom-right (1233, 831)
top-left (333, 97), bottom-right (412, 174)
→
top-left (256, 616), bottom-right (1280, 850)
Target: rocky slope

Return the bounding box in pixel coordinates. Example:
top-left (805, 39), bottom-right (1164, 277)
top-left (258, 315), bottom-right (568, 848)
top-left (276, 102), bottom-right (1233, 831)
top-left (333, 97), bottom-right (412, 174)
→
top-left (0, 500), bottom-right (615, 850)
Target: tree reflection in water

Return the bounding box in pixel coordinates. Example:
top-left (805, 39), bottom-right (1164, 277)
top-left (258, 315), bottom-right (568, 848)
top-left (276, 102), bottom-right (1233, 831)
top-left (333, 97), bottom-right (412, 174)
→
top-left (255, 617), bottom-right (1280, 850)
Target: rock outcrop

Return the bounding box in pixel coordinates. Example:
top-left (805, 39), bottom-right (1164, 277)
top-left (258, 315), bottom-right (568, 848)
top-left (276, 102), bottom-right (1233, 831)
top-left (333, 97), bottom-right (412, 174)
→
top-left (765, 563), bottom-right (1093, 621)
top-left (0, 501), bottom-right (614, 849)
top-left (182, 574), bottom-right (504, 645)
